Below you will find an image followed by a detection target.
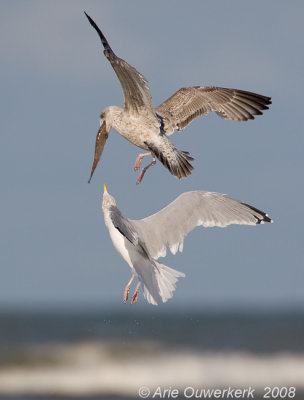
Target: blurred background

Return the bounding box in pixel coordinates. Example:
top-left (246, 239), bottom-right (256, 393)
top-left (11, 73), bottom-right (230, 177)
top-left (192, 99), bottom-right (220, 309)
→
top-left (0, 0), bottom-right (303, 398)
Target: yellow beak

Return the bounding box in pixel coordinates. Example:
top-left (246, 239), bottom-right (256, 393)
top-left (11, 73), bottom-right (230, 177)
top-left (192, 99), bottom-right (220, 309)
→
top-left (103, 184), bottom-right (108, 193)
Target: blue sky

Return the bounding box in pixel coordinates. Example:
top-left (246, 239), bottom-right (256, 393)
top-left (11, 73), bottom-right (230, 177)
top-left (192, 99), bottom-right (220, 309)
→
top-left (1, 0), bottom-right (303, 310)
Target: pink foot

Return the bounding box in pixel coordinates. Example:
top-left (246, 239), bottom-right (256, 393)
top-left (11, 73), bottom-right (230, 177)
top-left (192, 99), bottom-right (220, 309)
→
top-left (123, 274), bottom-right (136, 304)
top-left (131, 282), bottom-right (141, 305)
top-left (134, 152), bottom-right (152, 171)
top-left (136, 157), bottom-right (156, 184)
top-left (123, 287), bottom-right (129, 304)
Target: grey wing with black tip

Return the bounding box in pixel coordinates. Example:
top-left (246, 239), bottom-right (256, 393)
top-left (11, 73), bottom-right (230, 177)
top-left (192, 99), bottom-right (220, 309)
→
top-left (109, 205), bottom-right (150, 257)
top-left (85, 12), bottom-right (155, 115)
top-left (131, 191), bottom-right (272, 259)
top-left (156, 86), bottom-right (271, 134)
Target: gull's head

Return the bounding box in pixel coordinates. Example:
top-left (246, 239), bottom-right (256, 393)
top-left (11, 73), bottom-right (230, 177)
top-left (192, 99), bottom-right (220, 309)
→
top-left (102, 184), bottom-right (117, 211)
top-left (100, 106), bottom-right (122, 129)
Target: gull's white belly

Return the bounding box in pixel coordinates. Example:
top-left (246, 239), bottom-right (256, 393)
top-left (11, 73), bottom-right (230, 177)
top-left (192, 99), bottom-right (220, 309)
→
top-left (108, 224), bottom-right (137, 272)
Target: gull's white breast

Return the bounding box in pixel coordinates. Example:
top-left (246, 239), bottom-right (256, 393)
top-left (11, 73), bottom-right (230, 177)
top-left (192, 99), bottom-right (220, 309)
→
top-left (105, 216), bottom-right (138, 273)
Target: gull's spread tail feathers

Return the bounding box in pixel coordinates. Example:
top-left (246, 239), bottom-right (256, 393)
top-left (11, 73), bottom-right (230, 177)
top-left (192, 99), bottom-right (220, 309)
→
top-left (145, 139), bottom-right (194, 180)
top-left (133, 259), bottom-right (185, 305)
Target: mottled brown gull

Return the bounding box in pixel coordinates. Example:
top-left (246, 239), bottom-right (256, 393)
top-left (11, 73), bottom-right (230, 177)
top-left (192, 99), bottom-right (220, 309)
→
top-left (85, 13), bottom-right (271, 184)
top-left (102, 185), bottom-right (272, 305)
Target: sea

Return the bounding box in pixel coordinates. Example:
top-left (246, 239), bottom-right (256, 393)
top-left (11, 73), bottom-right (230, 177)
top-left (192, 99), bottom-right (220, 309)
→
top-left (0, 307), bottom-right (303, 400)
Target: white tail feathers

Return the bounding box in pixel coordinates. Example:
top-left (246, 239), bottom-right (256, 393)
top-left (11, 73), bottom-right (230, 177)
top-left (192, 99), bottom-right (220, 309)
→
top-left (135, 260), bottom-right (185, 306)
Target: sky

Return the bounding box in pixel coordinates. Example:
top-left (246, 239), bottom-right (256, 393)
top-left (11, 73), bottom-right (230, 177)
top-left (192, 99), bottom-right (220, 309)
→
top-left (1, 0), bottom-right (303, 310)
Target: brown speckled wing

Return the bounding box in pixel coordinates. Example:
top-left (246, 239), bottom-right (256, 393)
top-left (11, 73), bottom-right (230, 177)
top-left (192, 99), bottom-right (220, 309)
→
top-left (156, 86), bottom-right (271, 134)
top-left (85, 12), bottom-right (155, 115)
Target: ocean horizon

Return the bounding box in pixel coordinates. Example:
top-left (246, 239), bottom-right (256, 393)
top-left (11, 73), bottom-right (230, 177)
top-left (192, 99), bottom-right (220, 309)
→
top-left (0, 307), bottom-right (303, 399)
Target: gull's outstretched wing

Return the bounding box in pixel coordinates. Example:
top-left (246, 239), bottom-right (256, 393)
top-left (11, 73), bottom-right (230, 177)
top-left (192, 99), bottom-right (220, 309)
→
top-left (156, 87), bottom-right (271, 134)
top-left (85, 12), bottom-right (155, 115)
top-left (132, 191), bottom-right (272, 259)
top-left (88, 121), bottom-right (109, 183)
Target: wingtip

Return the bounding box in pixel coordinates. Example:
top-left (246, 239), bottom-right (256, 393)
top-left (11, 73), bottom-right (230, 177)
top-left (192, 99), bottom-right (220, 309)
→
top-left (84, 11), bottom-right (94, 25)
top-left (256, 214), bottom-right (273, 224)
top-left (264, 213), bottom-right (273, 224)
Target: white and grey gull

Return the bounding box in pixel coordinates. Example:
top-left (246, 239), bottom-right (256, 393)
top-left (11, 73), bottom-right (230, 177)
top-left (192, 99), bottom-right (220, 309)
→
top-left (102, 185), bottom-right (272, 305)
top-left (85, 13), bottom-right (272, 184)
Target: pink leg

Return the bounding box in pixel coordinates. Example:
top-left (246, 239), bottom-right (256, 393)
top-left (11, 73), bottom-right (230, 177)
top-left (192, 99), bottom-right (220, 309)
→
top-left (136, 156), bottom-right (156, 185)
top-left (131, 281), bottom-right (141, 305)
top-left (134, 152), bottom-right (152, 171)
top-left (123, 274), bottom-right (136, 304)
